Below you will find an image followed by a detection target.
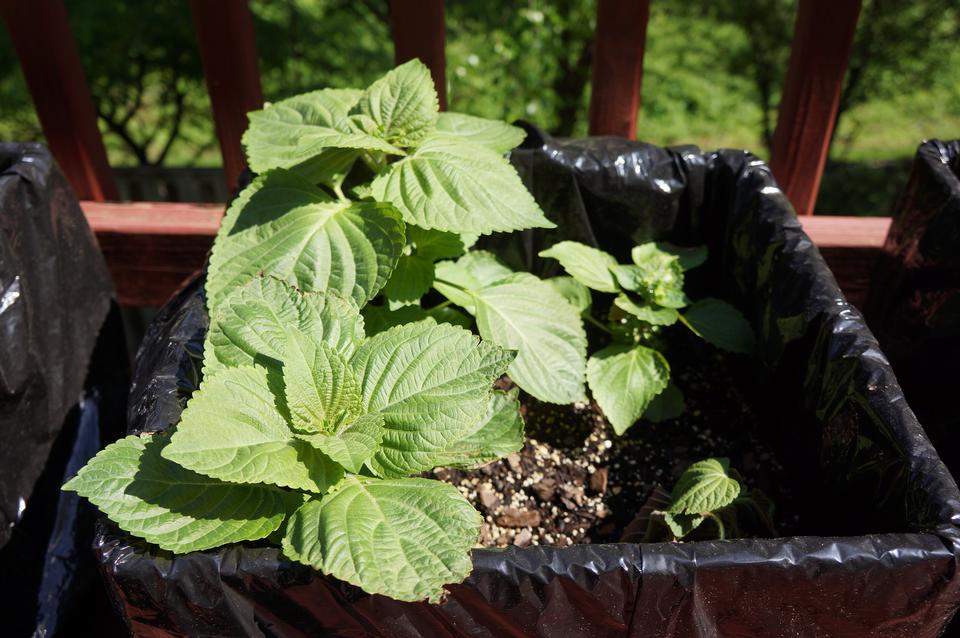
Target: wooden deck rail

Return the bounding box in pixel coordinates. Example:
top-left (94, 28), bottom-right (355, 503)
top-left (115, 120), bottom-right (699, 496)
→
top-left (3, 0), bottom-right (886, 307)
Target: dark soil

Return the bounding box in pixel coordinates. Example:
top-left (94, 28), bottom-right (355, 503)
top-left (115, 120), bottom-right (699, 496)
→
top-left (431, 329), bottom-right (798, 549)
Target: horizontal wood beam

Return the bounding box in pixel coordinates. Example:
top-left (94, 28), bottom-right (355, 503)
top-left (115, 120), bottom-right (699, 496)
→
top-left (800, 215), bottom-right (890, 308)
top-left (1, 0), bottom-right (118, 200)
top-left (81, 202), bottom-right (892, 310)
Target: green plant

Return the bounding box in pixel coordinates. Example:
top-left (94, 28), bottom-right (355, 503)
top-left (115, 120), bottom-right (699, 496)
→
top-left (63, 60), bottom-right (759, 602)
top-left (64, 60), bottom-right (559, 602)
top-left (652, 458), bottom-right (774, 541)
top-left (540, 240), bottom-right (756, 434)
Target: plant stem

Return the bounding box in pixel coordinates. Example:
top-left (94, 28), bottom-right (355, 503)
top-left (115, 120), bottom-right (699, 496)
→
top-left (703, 511), bottom-right (726, 540)
top-left (333, 183), bottom-right (347, 201)
top-left (429, 300), bottom-right (452, 311)
top-left (677, 313), bottom-right (698, 336)
top-left (585, 314), bottom-right (613, 335)
top-left (433, 277), bottom-right (468, 292)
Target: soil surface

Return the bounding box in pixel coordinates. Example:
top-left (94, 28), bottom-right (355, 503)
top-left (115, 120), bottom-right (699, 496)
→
top-left (431, 329), bottom-right (797, 549)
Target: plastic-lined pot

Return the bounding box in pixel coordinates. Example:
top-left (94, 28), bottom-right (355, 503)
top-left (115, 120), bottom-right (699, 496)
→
top-left (865, 139), bottom-right (960, 474)
top-left (96, 131), bottom-right (960, 637)
top-left (0, 143), bottom-right (128, 636)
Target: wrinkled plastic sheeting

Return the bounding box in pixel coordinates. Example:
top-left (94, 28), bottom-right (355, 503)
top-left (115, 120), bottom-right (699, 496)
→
top-left (0, 143), bottom-right (128, 635)
top-left (865, 139), bottom-right (960, 475)
top-left (97, 129), bottom-right (960, 637)
top-left (0, 143), bottom-right (113, 545)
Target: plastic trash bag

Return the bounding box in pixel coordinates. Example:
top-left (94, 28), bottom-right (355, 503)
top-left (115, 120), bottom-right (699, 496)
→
top-left (96, 129), bottom-right (960, 637)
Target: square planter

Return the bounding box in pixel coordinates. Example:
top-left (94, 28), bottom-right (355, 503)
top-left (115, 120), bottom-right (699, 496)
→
top-left (96, 133), bottom-right (960, 637)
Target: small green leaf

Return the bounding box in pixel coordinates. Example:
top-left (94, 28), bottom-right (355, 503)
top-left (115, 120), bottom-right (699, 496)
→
top-left (205, 276), bottom-right (364, 373)
top-left (435, 112), bottom-right (526, 153)
top-left (682, 298), bottom-right (757, 354)
top-left (407, 225), bottom-right (467, 261)
top-left (669, 458), bottom-right (741, 516)
top-left (371, 133), bottom-right (555, 234)
top-left (587, 344), bottom-right (670, 434)
top-left (427, 305), bottom-right (473, 330)
top-left (436, 388), bottom-right (524, 469)
top-left (625, 243), bottom-right (689, 308)
top-left (613, 294), bottom-right (679, 326)
top-left (663, 512), bottom-right (704, 539)
top-left (297, 413), bottom-right (384, 474)
top-left (163, 366), bottom-right (343, 493)
top-left (350, 319), bottom-right (514, 477)
top-left (207, 170), bottom-right (406, 308)
top-left (353, 59), bottom-right (438, 148)
top-left (282, 476), bottom-right (480, 602)
top-left (547, 276), bottom-right (592, 315)
top-left (382, 254), bottom-right (434, 306)
top-left (539, 241), bottom-right (619, 292)
top-left (291, 147), bottom-right (359, 188)
top-left (63, 434), bottom-right (293, 553)
top-left (433, 251), bottom-right (513, 312)
top-left (657, 242), bottom-right (708, 271)
top-left (244, 88), bottom-right (401, 174)
top-left (283, 330), bottom-right (363, 433)
top-left (473, 273), bottom-right (587, 404)
top-left (643, 382), bottom-right (686, 423)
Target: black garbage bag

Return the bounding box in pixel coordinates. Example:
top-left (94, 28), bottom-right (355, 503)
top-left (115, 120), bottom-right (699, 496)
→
top-left (96, 129), bottom-right (960, 637)
top-left (0, 143), bottom-right (128, 636)
top-left (864, 139), bottom-right (960, 475)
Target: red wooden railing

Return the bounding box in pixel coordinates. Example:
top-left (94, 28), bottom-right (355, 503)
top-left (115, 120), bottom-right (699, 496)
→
top-left (2, 0), bottom-right (883, 307)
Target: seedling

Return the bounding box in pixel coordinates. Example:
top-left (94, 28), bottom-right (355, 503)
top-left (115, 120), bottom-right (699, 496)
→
top-left (540, 240), bottom-right (756, 433)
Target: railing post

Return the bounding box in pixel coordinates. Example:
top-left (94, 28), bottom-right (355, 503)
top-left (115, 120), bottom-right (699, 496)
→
top-left (588, 0), bottom-right (651, 138)
top-left (190, 0), bottom-right (264, 193)
top-left (770, 0), bottom-right (861, 215)
top-left (0, 0), bottom-right (118, 201)
top-left (390, 0), bottom-right (447, 110)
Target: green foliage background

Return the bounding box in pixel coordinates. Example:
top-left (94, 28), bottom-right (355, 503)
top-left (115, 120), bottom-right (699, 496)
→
top-left (1, 0), bottom-right (958, 214)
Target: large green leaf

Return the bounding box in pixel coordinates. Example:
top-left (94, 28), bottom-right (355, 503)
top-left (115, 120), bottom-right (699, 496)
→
top-left (682, 297), bottom-right (757, 354)
top-left (282, 476), bottom-right (480, 602)
top-left (283, 330), bottom-right (363, 433)
top-left (244, 88), bottom-right (400, 174)
top-left (205, 276), bottom-right (364, 373)
top-left (435, 112), bottom-right (526, 153)
top-left (63, 434), bottom-right (293, 553)
top-left (370, 134), bottom-right (554, 234)
top-left (297, 413), bottom-right (384, 474)
top-left (352, 59), bottom-right (438, 148)
top-left (206, 170), bottom-right (406, 307)
top-left (587, 344), bottom-right (670, 434)
top-left (163, 366), bottom-right (343, 493)
top-left (539, 241), bottom-right (620, 292)
top-left (382, 254), bottom-right (434, 306)
top-left (349, 319), bottom-right (513, 477)
top-left (473, 273), bottom-right (587, 404)
top-left (436, 388), bottom-right (524, 469)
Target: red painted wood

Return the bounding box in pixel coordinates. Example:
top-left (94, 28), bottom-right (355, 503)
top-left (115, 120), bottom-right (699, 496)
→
top-left (190, 0), bottom-right (264, 193)
top-left (390, 0), bottom-right (447, 110)
top-left (588, 0), bottom-right (651, 138)
top-left (80, 201), bottom-right (889, 308)
top-left (0, 0), bottom-right (118, 201)
top-left (770, 0), bottom-right (861, 215)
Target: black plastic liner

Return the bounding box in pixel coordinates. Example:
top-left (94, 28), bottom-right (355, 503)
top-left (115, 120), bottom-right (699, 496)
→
top-left (0, 144), bottom-right (129, 636)
top-left (865, 140), bottom-right (960, 475)
top-left (96, 129), bottom-right (960, 637)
